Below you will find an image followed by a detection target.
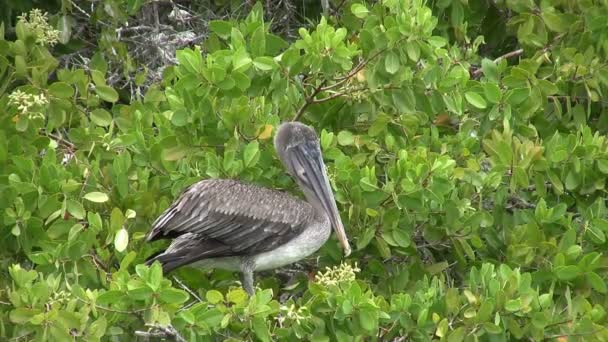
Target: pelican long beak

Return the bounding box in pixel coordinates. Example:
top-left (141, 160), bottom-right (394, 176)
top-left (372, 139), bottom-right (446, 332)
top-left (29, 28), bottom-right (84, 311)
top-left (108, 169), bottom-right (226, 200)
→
top-left (294, 148), bottom-right (351, 257)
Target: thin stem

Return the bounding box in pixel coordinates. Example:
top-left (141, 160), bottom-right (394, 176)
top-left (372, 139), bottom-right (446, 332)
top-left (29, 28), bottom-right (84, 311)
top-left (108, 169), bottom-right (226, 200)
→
top-left (75, 297), bottom-right (149, 315)
top-left (472, 49), bottom-right (524, 78)
top-left (135, 324), bottom-right (187, 342)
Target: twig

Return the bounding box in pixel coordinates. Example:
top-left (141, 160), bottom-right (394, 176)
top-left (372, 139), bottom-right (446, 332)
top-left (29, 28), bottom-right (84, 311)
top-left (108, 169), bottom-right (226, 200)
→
top-left (172, 276), bottom-right (203, 311)
top-left (135, 324), bottom-right (187, 342)
top-left (472, 49), bottom-right (524, 78)
top-left (87, 251), bottom-right (110, 274)
top-left (75, 297), bottom-right (149, 315)
top-left (313, 84), bottom-right (401, 104)
top-left (292, 37), bottom-right (408, 121)
top-left (544, 328), bottom-right (605, 340)
top-left (47, 132), bottom-right (76, 149)
top-left (310, 91), bottom-right (350, 104)
top-left (69, 0), bottom-right (110, 27)
top-left (8, 332), bottom-right (34, 341)
top-left (495, 48), bottom-right (524, 62)
top-left (293, 80), bottom-right (327, 121)
top-left (332, 0), bottom-right (349, 14)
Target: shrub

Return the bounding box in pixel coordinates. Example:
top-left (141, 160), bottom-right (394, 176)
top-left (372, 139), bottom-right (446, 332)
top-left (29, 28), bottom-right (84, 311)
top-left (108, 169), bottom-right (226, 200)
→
top-left (1, 1), bottom-right (608, 340)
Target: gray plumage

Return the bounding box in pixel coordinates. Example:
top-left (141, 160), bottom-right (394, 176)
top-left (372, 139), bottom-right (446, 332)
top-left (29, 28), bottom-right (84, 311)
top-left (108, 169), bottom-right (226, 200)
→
top-left (145, 122), bottom-right (351, 295)
top-left (146, 179), bottom-right (321, 271)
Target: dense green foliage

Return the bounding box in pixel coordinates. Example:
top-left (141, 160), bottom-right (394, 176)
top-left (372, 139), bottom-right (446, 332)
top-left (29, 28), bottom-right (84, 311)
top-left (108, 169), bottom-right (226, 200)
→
top-left (2, 0), bottom-right (608, 340)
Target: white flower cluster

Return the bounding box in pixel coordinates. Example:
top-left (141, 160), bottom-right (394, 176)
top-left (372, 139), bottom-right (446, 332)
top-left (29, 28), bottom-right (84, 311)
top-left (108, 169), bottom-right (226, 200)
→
top-left (315, 262), bottom-right (360, 286)
top-left (8, 90), bottom-right (48, 119)
top-left (278, 304), bottom-right (310, 325)
top-left (18, 9), bottom-right (60, 46)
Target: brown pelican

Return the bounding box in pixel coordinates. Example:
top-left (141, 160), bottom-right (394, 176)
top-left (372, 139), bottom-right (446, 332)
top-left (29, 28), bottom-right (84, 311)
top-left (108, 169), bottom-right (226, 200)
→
top-left (145, 122), bottom-right (351, 295)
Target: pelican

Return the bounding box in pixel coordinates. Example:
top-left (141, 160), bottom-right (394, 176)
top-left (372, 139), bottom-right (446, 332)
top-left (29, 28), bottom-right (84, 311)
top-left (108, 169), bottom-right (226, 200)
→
top-left (145, 122), bottom-right (351, 295)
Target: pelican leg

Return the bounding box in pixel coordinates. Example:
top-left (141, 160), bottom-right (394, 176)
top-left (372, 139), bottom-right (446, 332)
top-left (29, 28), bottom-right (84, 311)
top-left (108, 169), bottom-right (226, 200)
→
top-left (240, 258), bottom-right (256, 296)
top-left (241, 270), bottom-right (255, 296)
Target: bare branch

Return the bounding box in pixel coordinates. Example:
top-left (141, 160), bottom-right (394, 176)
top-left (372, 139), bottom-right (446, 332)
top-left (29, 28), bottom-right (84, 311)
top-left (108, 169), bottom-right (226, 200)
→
top-left (75, 297), bottom-right (149, 315)
top-left (293, 37), bottom-right (409, 121)
top-left (173, 276), bottom-right (203, 311)
top-left (135, 324), bottom-right (187, 342)
top-left (292, 80), bottom-right (327, 121)
top-left (471, 49), bottom-right (524, 78)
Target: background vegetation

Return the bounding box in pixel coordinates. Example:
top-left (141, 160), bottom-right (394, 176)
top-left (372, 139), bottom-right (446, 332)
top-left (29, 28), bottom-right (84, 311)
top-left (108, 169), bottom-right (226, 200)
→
top-left (2, 0), bottom-right (608, 340)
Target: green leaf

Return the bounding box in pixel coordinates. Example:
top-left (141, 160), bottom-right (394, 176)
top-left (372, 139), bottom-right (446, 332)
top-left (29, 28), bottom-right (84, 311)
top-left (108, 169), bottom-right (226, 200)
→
top-left (209, 20), bottom-right (232, 39)
top-left (14, 55), bottom-right (26, 77)
top-left (448, 327), bottom-right (466, 342)
top-left (252, 317), bottom-right (271, 342)
top-left (90, 109), bottom-right (113, 127)
top-left (243, 141), bottom-right (260, 168)
top-left (505, 298), bottom-right (522, 312)
top-left (10, 308), bottom-right (41, 324)
top-left (597, 160), bottom-right (608, 174)
top-left (88, 317), bottom-right (107, 338)
top-left (206, 290), bottom-right (224, 304)
top-left (67, 199), bottom-right (85, 220)
top-left (587, 272), bottom-right (607, 293)
top-left (428, 36), bottom-right (447, 48)
top-left (532, 312), bottom-right (547, 329)
top-left (426, 261), bottom-right (449, 275)
top-left (477, 300), bottom-right (494, 322)
top-left (198, 308), bottom-right (224, 328)
top-left (358, 307), bottom-right (377, 332)
top-left (232, 71), bottom-right (251, 91)
top-left (351, 4), bottom-right (369, 18)
top-left (15, 116), bottom-right (28, 132)
top-left (483, 83), bottom-right (501, 103)
top-left (385, 51), bottom-right (400, 74)
top-left (586, 223), bottom-right (606, 244)
top-left (114, 228), bottom-right (129, 252)
top-left (48, 82), bottom-right (74, 99)
top-left (83, 192), bottom-right (109, 203)
top-left (547, 171), bottom-right (564, 194)
top-left (565, 170), bottom-right (579, 191)
top-left (97, 290), bottom-right (126, 305)
top-left (159, 288), bottom-right (189, 304)
top-left (392, 88), bottom-right (416, 113)
top-left (465, 92), bottom-right (487, 109)
top-left (406, 42), bottom-right (420, 62)
top-left (337, 130), bottom-right (355, 146)
top-left (392, 229), bottom-right (411, 248)
top-left (538, 79), bottom-right (559, 95)
top-left (227, 288), bottom-right (248, 305)
top-left (542, 11), bottom-right (567, 33)
top-left (96, 85), bottom-right (119, 103)
top-left (171, 109), bottom-right (188, 127)
top-left (506, 88), bottom-right (530, 105)
top-left (253, 57), bottom-right (277, 71)
top-left (481, 58), bottom-right (499, 82)
top-left (176, 49), bottom-right (202, 74)
top-left (68, 223), bottom-right (84, 241)
top-left (250, 26), bottom-right (266, 57)
top-left (232, 48), bottom-right (252, 72)
top-left (436, 318), bottom-right (449, 337)
top-left (554, 265), bottom-right (581, 281)
top-left (149, 262), bottom-right (162, 291)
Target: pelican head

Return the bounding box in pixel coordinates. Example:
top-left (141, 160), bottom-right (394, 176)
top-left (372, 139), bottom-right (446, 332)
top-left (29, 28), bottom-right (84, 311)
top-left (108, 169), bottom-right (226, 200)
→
top-left (274, 122), bottom-right (351, 257)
